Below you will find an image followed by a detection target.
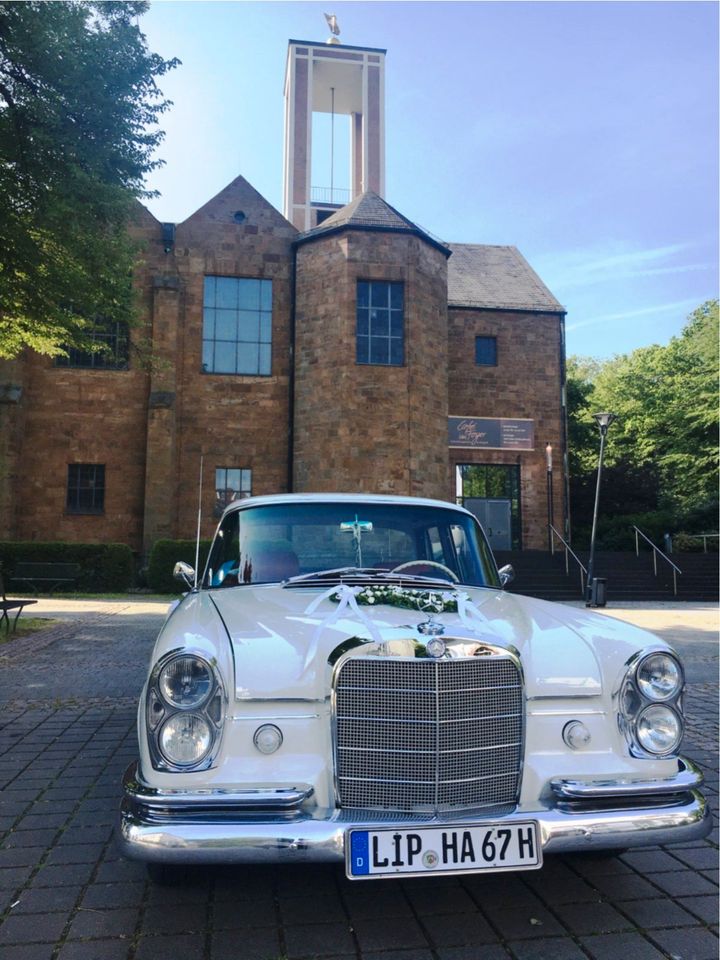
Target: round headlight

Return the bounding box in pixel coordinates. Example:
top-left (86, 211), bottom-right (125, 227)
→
top-left (636, 704), bottom-right (683, 755)
top-left (159, 656), bottom-right (213, 708)
top-left (637, 653), bottom-right (682, 702)
top-left (159, 713), bottom-right (212, 766)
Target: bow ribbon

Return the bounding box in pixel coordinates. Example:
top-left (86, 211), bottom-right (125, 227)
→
top-left (304, 583), bottom-right (384, 648)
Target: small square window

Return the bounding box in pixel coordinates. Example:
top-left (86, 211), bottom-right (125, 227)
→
top-left (56, 321), bottom-right (129, 370)
top-left (215, 466), bottom-right (252, 516)
top-left (475, 336), bottom-right (498, 366)
top-left (67, 464), bottom-right (105, 514)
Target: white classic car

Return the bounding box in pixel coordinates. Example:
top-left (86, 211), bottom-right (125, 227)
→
top-left (120, 494), bottom-right (710, 881)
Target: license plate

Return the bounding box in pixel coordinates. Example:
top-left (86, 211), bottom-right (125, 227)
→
top-left (346, 821), bottom-right (541, 879)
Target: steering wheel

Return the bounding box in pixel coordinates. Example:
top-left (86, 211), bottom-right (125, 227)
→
top-left (389, 560), bottom-right (460, 583)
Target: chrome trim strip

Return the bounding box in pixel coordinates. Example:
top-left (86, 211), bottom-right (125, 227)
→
top-left (119, 789), bottom-right (711, 865)
top-left (550, 757), bottom-right (703, 800)
top-left (123, 764), bottom-right (313, 810)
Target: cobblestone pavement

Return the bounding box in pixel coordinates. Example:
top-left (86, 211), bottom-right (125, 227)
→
top-left (0, 601), bottom-right (716, 960)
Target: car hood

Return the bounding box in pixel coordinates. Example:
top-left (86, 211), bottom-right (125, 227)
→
top-left (207, 584), bottom-right (662, 702)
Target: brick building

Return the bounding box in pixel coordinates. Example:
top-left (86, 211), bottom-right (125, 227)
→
top-left (0, 35), bottom-right (567, 558)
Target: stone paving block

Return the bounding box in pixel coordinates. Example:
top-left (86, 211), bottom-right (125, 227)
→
top-left (648, 926), bottom-right (720, 960)
top-left (488, 905), bottom-right (565, 940)
top-left (405, 883), bottom-right (478, 914)
top-left (352, 916), bottom-right (431, 952)
top-left (0, 845), bottom-right (47, 867)
top-left (45, 843), bottom-right (105, 865)
top-left (344, 886), bottom-right (414, 919)
top-left (619, 896), bottom-right (700, 928)
top-left (33, 862), bottom-right (95, 886)
top-left (507, 938), bottom-right (588, 960)
top-left (2, 945), bottom-right (55, 960)
top-left (12, 883), bottom-right (82, 913)
top-left (14, 813), bottom-right (68, 831)
top-left (94, 858), bottom-right (146, 883)
top-left (678, 894), bottom-right (720, 924)
top-left (134, 933), bottom-right (206, 960)
top-left (80, 881), bottom-right (145, 910)
top-left (580, 932), bottom-right (667, 960)
top-left (140, 902), bottom-right (208, 935)
top-left (284, 920), bottom-right (357, 958)
top-left (365, 950), bottom-right (435, 960)
top-left (0, 911), bottom-right (68, 944)
top-left (4, 828), bottom-right (58, 848)
top-left (649, 869), bottom-right (719, 897)
top-left (279, 893), bottom-right (345, 925)
top-left (57, 940), bottom-right (132, 960)
top-left (620, 849), bottom-right (687, 872)
top-left (423, 911), bottom-right (499, 946)
top-left (66, 906), bottom-right (139, 940)
top-left (435, 947), bottom-right (510, 960)
top-left (670, 846), bottom-right (720, 870)
top-left (586, 871), bottom-right (659, 901)
top-left (211, 926), bottom-right (281, 960)
top-left (145, 876), bottom-right (212, 904)
top-left (552, 901), bottom-right (630, 936)
top-left (0, 865), bottom-right (33, 889)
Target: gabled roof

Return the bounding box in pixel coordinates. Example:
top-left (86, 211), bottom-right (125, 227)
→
top-left (447, 244), bottom-right (564, 313)
top-left (295, 192), bottom-right (451, 256)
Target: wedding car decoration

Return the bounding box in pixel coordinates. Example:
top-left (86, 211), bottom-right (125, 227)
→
top-left (120, 493), bottom-right (710, 882)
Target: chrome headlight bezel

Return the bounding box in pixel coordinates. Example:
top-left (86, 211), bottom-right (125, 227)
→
top-left (146, 650), bottom-right (226, 772)
top-left (617, 647), bottom-right (685, 759)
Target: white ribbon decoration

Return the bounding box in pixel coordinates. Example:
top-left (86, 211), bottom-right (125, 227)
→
top-left (304, 583), bottom-right (384, 648)
top-left (454, 591), bottom-right (492, 636)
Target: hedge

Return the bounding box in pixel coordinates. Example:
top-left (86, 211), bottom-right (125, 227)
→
top-left (0, 541), bottom-right (134, 592)
top-left (147, 539), bottom-right (212, 594)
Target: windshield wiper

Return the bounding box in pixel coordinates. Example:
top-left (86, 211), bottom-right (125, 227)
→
top-left (284, 567), bottom-right (388, 585)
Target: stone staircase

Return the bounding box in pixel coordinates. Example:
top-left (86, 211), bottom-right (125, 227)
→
top-left (495, 548), bottom-right (719, 603)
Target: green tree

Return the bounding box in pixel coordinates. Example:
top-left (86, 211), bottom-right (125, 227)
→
top-left (0, 1), bottom-right (178, 359)
top-left (567, 301), bottom-right (719, 543)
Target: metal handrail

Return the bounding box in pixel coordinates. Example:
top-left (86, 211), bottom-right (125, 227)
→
top-left (632, 526), bottom-right (682, 595)
top-left (549, 524), bottom-right (587, 595)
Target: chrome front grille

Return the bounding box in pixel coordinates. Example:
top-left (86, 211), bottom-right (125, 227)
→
top-left (334, 656), bottom-right (523, 812)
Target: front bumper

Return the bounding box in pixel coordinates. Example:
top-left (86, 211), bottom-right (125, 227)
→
top-left (118, 760), bottom-right (712, 865)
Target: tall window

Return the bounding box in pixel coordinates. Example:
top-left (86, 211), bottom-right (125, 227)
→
top-left (215, 467), bottom-right (252, 516)
top-left (356, 281), bottom-right (404, 366)
top-left (56, 321), bottom-right (129, 369)
top-left (67, 464), bottom-right (105, 514)
top-left (475, 336), bottom-right (498, 366)
top-left (203, 277), bottom-right (272, 375)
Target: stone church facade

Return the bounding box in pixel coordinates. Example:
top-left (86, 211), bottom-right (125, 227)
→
top-left (0, 36), bottom-right (567, 557)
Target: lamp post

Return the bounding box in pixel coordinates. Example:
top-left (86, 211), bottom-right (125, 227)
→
top-left (586, 412), bottom-right (617, 606)
top-left (545, 442), bottom-right (554, 552)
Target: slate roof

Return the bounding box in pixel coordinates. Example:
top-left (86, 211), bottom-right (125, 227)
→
top-left (447, 244), bottom-right (564, 313)
top-left (296, 192), bottom-right (451, 256)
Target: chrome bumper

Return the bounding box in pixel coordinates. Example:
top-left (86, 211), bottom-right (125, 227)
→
top-left (118, 760), bottom-right (712, 865)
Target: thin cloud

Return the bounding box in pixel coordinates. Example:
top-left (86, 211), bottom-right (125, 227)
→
top-left (566, 298), bottom-right (700, 332)
top-left (535, 242), bottom-right (706, 290)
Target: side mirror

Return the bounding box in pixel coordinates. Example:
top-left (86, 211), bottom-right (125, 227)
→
top-left (498, 564), bottom-right (515, 587)
top-left (173, 561), bottom-right (196, 589)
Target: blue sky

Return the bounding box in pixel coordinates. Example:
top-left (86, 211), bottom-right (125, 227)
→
top-left (139, 1), bottom-right (719, 359)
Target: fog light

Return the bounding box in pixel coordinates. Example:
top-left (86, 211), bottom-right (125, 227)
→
top-left (254, 724), bottom-right (283, 755)
top-left (636, 704), bottom-right (682, 755)
top-left (563, 720), bottom-right (591, 750)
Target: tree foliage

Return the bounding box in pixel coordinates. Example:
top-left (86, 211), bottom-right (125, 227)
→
top-left (0, 1), bottom-right (178, 359)
top-left (567, 301), bottom-right (719, 542)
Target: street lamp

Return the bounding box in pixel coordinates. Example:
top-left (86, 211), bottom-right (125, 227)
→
top-left (586, 412), bottom-right (617, 606)
top-left (545, 442), bottom-right (554, 552)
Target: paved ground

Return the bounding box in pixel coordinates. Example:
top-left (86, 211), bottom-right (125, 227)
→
top-left (0, 599), bottom-right (716, 960)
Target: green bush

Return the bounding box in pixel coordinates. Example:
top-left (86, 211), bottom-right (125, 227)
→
top-left (0, 541), bottom-right (134, 591)
top-left (147, 539), bottom-right (212, 594)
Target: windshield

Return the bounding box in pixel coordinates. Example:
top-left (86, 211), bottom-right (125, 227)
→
top-left (204, 501), bottom-right (499, 589)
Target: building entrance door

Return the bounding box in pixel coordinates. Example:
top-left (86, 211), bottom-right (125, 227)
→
top-left (464, 498), bottom-right (512, 551)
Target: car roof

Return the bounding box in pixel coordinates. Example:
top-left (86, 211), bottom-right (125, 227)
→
top-left (222, 492), bottom-right (475, 518)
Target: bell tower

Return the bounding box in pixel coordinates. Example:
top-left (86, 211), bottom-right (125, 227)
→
top-left (283, 28), bottom-right (386, 231)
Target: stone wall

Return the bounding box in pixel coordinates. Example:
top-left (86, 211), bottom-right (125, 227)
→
top-left (293, 229), bottom-right (450, 501)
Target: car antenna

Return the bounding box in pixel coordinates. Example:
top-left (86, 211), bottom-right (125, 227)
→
top-left (194, 455), bottom-right (204, 589)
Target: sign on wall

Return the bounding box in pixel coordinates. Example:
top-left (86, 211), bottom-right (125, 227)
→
top-left (448, 417), bottom-right (534, 451)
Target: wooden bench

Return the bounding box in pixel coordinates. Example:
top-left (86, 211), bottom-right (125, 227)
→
top-left (0, 566), bottom-right (38, 634)
top-left (9, 562), bottom-right (81, 594)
